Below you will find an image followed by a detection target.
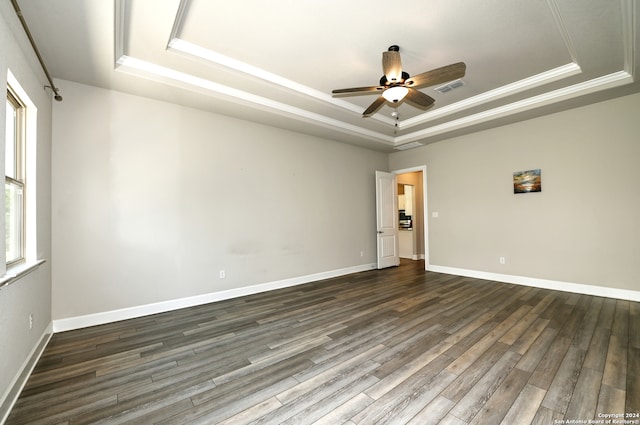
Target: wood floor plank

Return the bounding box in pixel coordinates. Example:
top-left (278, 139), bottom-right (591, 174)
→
top-left (602, 335), bottom-right (628, 390)
top-left (528, 336), bottom-right (572, 390)
top-left (630, 302), bottom-right (640, 349)
top-left (447, 350), bottom-right (521, 423)
top-left (627, 346), bottom-right (640, 414)
top-left (363, 371), bottom-right (456, 425)
top-left (363, 340), bottom-right (452, 401)
top-left (563, 367), bottom-right (602, 421)
top-left (309, 393), bottom-right (374, 425)
top-left (87, 380), bottom-right (216, 425)
top-left (5, 260), bottom-right (636, 425)
top-left (194, 355), bottom-right (314, 406)
top-left (583, 326), bottom-right (613, 372)
top-left (468, 367), bottom-right (530, 425)
top-left (371, 326), bottom-right (448, 379)
top-left (439, 413), bottom-right (468, 425)
top-left (406, 395), bottom-right (456, 425)
top-left (445, 305), bottom-right (530, 376)
top-left (499, 384), bottom-right (546, 425)
top-left (8, 394), bottom-right (117, 425)
top-left (215, 397), bottom-right (283, 425)
top-left (440, 342), bottom-right (510, 403)
top-left (531, 406), bottom-right (564, 425)
top-left (572, 296), bottom-right (603, 351)
top-left (540, 345), bottom-right (587, 414)
top-left (595, 383), bottom-right (626, 419)
top-left (510, 317), bottom-right (551, 355)
top-left (276, 355), bottom-right (379, 406)
top-left (353, 357), bottom-right (456, 425)
top-left (167, 377), bottom-right (300, 425)
top-left (270, 370), bottom-right (380, 425)
top-left (71, 378), bottom-right (215, 425)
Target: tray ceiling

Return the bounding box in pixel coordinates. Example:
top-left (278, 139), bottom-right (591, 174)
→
top-left (13, 0), bottom-right (640, 152)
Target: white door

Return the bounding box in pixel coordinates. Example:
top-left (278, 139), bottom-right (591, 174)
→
top-left (375, 171), bottom-right (400, 269)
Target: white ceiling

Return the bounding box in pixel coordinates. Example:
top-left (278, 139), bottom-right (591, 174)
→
top-left (13, 0), bottom-right (640, 152)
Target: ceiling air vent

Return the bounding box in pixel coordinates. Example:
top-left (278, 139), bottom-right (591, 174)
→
top-left (434, 79), bottom-right (465, 94)
top-left (394, 141), bottom-right (423, 151)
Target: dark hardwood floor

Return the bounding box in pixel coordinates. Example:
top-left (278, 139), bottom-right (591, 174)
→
top-left (6, 260), bottom-right (639, 424)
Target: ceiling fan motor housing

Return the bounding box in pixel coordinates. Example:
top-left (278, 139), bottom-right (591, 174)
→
top-left (380, 71), bottom-right (410, 86)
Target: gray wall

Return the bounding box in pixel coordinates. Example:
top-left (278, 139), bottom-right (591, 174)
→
top-left (52, 80), bottom-right (388, 321)
top-left (390, 92), bottom-right (640, 293)
top-left (0, 2), bottom-right (53, 416)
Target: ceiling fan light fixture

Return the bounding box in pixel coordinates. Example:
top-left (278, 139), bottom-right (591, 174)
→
top-left (382, 86), bottom-right (408, 103)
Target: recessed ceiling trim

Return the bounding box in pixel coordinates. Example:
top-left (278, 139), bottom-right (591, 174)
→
top-left (400, 63), bottom-right (582, 129)
top-left (545, 0), bottom-right (579, 63)
top-left (167, 0), bottom-right (189, 48)
top-left (621, 0), bottom-right (636, 75)
top-left (169, 34), bottom-right (583, 134)
top-left (115, 51), bottom-right (633, 149)
top-left (164, 0), bottom-right (593, 132)
top-left (167, 38), bottom-right (397, 125)
top-left (114, 0), bottom-right (391, 129)
top-left (167, 0), bottom-right (367, 115)
top-left (394, 71), bottom-right (633, 145)
top-left (114, 0), bottom-right (126, 67)
top-left (115, 55), bottom-right (395, 145)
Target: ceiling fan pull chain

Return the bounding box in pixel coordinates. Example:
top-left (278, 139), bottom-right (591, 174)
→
top-left (392, 109), bottom-right (399, 134)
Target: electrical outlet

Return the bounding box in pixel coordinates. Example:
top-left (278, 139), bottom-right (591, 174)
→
top-left (219, 270), bottom-right (226, 279)
top-left (360, 251), bottom-right (364, 257)
top-left (29, 314), bottom-right (33, 330)
top-left (499, 257), bottom-right (506, 265)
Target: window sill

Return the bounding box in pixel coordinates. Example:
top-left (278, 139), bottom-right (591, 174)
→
top-left (0, 259), bottom-right (46, 290)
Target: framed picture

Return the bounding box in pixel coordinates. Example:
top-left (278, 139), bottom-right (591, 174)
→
top-left (513, 169), bottom-right (541, 193)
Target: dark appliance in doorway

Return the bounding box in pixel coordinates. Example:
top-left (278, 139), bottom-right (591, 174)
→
top-left (399, 210), bottom-right (412, 229)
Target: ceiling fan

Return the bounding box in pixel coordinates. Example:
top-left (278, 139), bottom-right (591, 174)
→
top-left (332, 45), bottom-right (466, 117)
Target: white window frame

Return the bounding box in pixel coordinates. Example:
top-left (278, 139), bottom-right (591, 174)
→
top-left (5, 87), bottom-right (26, 266)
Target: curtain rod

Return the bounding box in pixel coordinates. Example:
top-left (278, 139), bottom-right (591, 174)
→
top-left (10, 0), bottom-right (63, 101)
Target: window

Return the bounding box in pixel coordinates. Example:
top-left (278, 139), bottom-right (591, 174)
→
top-left (5, 88), bottom-right (25, 265)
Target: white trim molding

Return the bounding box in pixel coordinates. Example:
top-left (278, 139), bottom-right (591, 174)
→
top-left (428, 265), bottom-right (640, 302)
top-left (53, 263), bottom-right (377, 333)
top-left (0, 324), bottom-right (53, 424)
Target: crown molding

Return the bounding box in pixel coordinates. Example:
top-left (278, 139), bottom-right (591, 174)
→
top-left (115, 55), bottom-right (395, 145)
top-left (399, 63), bottom-right (582, 130)
top-left (395, 71), bottom-right (634, 144)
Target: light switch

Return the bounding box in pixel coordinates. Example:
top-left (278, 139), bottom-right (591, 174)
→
top-left (432, 211), bottom-right (439, 218)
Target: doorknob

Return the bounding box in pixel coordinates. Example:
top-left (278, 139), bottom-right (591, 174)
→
top-left (377, 230), bottom-right (383, 234)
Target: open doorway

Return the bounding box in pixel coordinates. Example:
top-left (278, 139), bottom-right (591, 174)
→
top-left (394, 166), bottom-right (428, 270)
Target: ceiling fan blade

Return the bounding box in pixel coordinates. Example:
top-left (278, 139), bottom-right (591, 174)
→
top-left (363, 96), bottom-right (387, 117)
top-left (332, 86), bottom-right (383, 95)
top-left (405, 62), bottom-right (466, 89)
top-left (404, 88), bottom-right (435, 109)
top-left (382, 50), bottom-right (403, 83)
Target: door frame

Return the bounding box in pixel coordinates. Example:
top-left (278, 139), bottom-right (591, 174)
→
top-left (392, 165), bottom-right (429, 270)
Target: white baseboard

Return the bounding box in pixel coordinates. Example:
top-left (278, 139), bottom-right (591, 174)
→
top-left (427, 265), bottom-right (640, 302)
top-left (400, 254), bottom-right (425, 261)
top-left (48, 260), bottom-right (640, 342)
top-left (53, 263), bottom-right (377, 333)
top-left (0, 323), bottom-right (53, 425)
